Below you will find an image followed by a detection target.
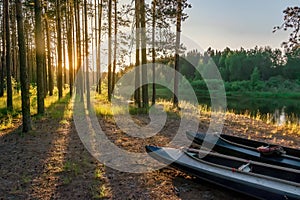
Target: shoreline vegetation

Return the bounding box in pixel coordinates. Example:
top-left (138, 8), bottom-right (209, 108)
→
top-left (1, 87), bottom-right (300, 134)
top-left (92, 90), bottom-right (300, 136)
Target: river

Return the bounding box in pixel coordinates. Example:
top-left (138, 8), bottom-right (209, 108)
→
top-left (198, 96), bottom-right (300, 126)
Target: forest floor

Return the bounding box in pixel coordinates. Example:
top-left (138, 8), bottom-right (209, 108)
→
top-left (0, 97), bottom-right (299, 200)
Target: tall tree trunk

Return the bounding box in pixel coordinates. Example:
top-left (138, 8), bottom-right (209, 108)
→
top-left (56, 0), bottom-right (63, 99)
top-left (0, 10), bottom-right (5, 97)
top-left (140, 0), bottom-right (148, 108)
top-left (16, 0), bottom-right (32, 132)
top-left (96, 0), bottom-right (103, 94)
top-left (84, 0), bottom-right (90, 108)
top-left (94, 0), bottom-right (97, 87)
top-left (67, 0), bottom-right (74, 96)
top-left (134, 0), bottom-right (141, 107)
top-left (34, 0), bottom-right (45, 114)
top-left (11, 4), bottom-right (18, 83)
top-left (4, 0), bottom-right (13, 111)
top-left (0, 53), bottom-right (3, 97)
top-left (43, 16), bottom-right (47, 98)
top-left (151, 0), bottom-right (156, 105)
top-left (74, 0), bottom-right (83, 101)
top-left (81, 4), bottom-right (85, 93)
top-left (31, 42), bottom-right (36, 83)
top-left (63, 20), bottom-right (67, 88)
top-left (45, 7), bottom-right (54, 96)
top-left (91, 17), bottom-right (94, 86)
top-left (0, 53), bottom-right (4, 97)
top-left (173, 0), bottom-right (182, 108)
top-left (25, 13), bottom-right (31, 84)
top-left (107, 0), bottom-right (112, 101)
top-left (112, 0), bottom-right (117, 93)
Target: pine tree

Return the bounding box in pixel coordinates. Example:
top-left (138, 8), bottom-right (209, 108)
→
top-left (16, 0), bottom-right (32, 132)
top-left (4, 0), bottom-right (13, 111)
top-left (34, 0), bottom-right (45, 114)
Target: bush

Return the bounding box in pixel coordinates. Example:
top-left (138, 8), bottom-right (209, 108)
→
top-left (191, 80), bottom-right (208, 91)
top-left (192, 76), bottom-right (300, 93)
top-left (266, 76), bottom-right (285, 89)
top-left (225, 81), bottom-right (251, 92)
top-left (191, 79), bottom-right (225, 91)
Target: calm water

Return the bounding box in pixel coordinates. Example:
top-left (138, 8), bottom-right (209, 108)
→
top-left (199, 96), bottom-right (300, 125)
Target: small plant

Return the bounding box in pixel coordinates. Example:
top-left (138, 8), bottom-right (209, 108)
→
top-left (63, 161), bottom-right (80, 176)
top-left (62, 176), bottom-right (72, 185)
top-left (90, 183), bottom-right (111, 199)
top-left (0, 113), bottom-right (14, 130)
top-left (99, 185), bottom-right (109, 198)
top-left (94, 168), bottom-right (103, 179)
top-left (59, 119), bottom-right (69, 125)
top-left (21, 175), bottom-right (31, 184)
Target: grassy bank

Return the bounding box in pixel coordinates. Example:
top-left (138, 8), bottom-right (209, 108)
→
top-left (1, 87), bottom-right (299, 135)
top-left (0, 88), bottom-right (70, 131)
top-left (91, 91), bottom-right (299, 135)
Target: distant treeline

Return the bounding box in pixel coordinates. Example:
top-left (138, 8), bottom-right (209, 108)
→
top-left (151, 46), bottom-right (300, 93)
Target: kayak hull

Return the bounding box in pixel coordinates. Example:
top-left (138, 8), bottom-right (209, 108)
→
top-left (146, 146), bottom-right (300, 200)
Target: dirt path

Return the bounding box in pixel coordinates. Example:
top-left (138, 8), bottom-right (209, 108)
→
top-left (0, 101), bottom-right (299, 199)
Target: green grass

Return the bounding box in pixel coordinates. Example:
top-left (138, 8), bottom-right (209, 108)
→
top-left (63, 160), bottom-right (80, 176)
top-left (91, 184), bottom-right (110, 199)
top-left (0, 88), bottom-right (71, 131)
top-left (94, 168), bottom-right (103, 179)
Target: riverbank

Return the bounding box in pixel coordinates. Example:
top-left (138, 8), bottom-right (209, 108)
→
top-left (154, 87), bottom-right (300, 126)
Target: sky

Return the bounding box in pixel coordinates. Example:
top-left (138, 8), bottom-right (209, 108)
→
top-left (181, 0), bottom-right (300, 51)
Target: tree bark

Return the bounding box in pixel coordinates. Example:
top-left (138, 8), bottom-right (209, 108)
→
top-left (173, 0), bottom-right (182, 108)
top-left (0, 9), bottom-right (5, 97)
top-left (24, 13), bottom-right (31, 83)
top-left (31, 41), bottom-right (36, 83)
top-left (4, 0), bottom-right (13, 111)
top-left (151, 0), bottom-right (156, 105)
top-left (63, 19), bottom-right (67, 88)
top-left (96, 0), bottom-right (103, 94)
top-left (0, 53), bottom-right (3, 97)
top-left (67, 0), bottom-right (74, 96)
top-left (56, 0), bottom-right (63, 99)
top-left (34, 0), bottom-right (45, 114)
top-left (140, 0), bottom-right (148, 108)
top-left (134, 0), bottom-right (141, 107)
top-left (84, 0), bottom-right (90, 108)
top-left (112, 0), bottom-right (117, 93)
top-left (108, 0), bottom-right (112, 101)
top-left (43, 31), bottom-right (47, 98)
top-left (45, 6), bottom-right (54, 96)
top-left (74, 0), bottom-right (84, 101)
top-left (11, 4), bottom-right (18, 83)
top-left (94, 0), bottom-right (97, 86)
top-left (16, 0), bottom-right (32, 132)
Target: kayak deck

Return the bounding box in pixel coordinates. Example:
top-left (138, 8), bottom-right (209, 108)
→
top-left (186, 131), bottom-right (300, 170)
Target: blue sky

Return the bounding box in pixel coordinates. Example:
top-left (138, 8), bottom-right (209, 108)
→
top-left (182, 0), bottom-right (300, 51)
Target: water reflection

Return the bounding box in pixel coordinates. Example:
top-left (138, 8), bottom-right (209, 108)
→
top-left (199, 96), bottom-right (300, 126)
top-left (274, 107), bottom-right (286, 126)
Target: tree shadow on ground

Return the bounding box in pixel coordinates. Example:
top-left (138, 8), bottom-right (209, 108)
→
top-left (0, 94), bottom-right (105, 199)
